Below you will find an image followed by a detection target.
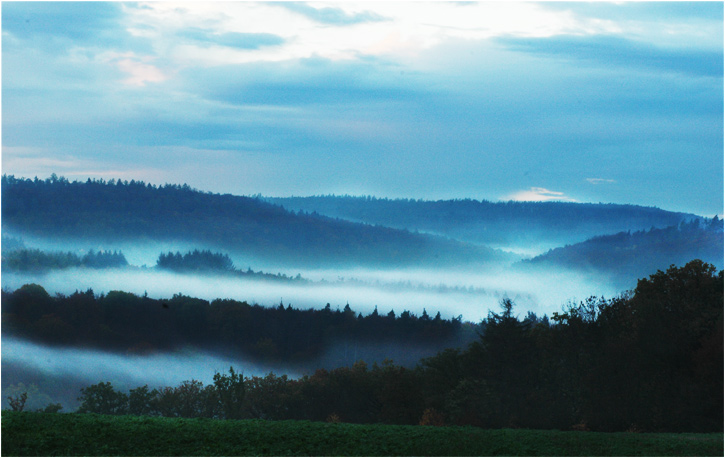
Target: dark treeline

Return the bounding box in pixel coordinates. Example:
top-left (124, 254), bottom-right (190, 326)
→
top-left (8, 260), bottom-right (721, 433)
top-left (265, 195), bottom-right (700, 246)
top-left (525, 218), bottom-right (724, 285)
top-left (1, 241), bottom-right (307, 283)
top-left (1, 285), bottom-right (469, 362)
top-left (1, 174), bottom-right (505, 267)
top-left (155, 249), bottom-right (305, 283)
top-left (157, 250), bottom-right (234, 273)
top-left (2, 244), bottom-right (497, 293)
top-left (2, 248), bottom-right (128, 271)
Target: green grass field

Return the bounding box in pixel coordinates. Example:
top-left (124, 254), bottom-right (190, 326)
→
top-left (2, 411), bottom-right (723, 456)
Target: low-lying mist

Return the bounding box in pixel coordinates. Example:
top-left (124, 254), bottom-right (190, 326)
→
top-left (1, 264), bottom-right (621, 322)
top-left (1, 336), bottom-right (297, 412)
top-left (2, 238), bottom-right (625, 413)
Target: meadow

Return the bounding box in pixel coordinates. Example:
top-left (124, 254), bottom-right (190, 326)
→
top-left (3, 411), bottom-right (723, 457)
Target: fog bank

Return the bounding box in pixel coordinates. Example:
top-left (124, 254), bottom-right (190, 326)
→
top-left (1, 265), bottom-right (621, 322)
top-left (1, 336), bottom-right (298, 411)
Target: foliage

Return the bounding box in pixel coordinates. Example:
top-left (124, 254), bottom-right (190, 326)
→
top-left (128, 385), bottom-right (158, 416)
top-left (38, 403), bottom-right (63, 414)
top-left (3, 383), bottom-right (56, 412)
top-left (213, 367), bottom-right (245, 420)
top-left (77, 382), bottom-right (128, 415)
top-left (3, 411), bottom-right (723, 457)
top-left (8, 392), bottom-right (27, 412)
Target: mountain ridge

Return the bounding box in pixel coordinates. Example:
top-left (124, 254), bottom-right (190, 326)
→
top-left (265, 195), bottom-right (703, 249)
top-left (1, 175), bottom-right (509, 268)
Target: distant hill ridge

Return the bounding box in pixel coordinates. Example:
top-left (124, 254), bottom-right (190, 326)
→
top-left (265, 195), bottom-right (703, 247)
top-left (1, 175), bottom-right (508, 268)
top-left (523, 218), bottom-right (724, 288)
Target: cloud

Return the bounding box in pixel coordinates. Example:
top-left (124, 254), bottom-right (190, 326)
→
top-left (547, 2), bottom-right (723, 25)
top-left (506, 188), bottom-right (578, 203)
top-left (184, 57), bottom-right (423, 109)
top-left (586, 178), bottom-right (616, 185)
top-left (117, 2), bottom-right (618, 66)
top-left (1, 2), bottom-right (722, 217)
top-left (1, 2), bottom-right (122, 42)
top-left (178, 28), bottom-right (286, 50)
top-left (497, 34), bottom-right (723, 77)
top-left (276, 3), bottom-right (386, 26)
top-left (115, 57), bottom-right (169, 87)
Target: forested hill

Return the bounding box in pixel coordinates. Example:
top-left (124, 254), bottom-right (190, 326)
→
top-left (1, 175), bottom-right (509, 268)
top-left (524, 218), bottom-right (724, 287)
top-left (265, 195), bottom-right (702, 248)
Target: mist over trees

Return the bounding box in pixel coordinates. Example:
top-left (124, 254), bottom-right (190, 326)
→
top-left (41, 261), bottom-right (722, 433)
top-left (1, 284), bottom-right (474, 363)
top-left (2, 173), bottom-right (722, 435)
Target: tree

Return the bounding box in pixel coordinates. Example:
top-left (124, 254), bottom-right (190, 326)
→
top-left (625, 260), bottom-right (723, 431)
top-left (8, 283), bottom-right (54, 323)
top-left (38, 403), bottom-right (63, 413)
top-left (214, 367), bottom-right (245, 419)
top-left (244, 373), bottom-right (291, 420)
top-left (470, 298), bottom-right (538, 427)
top-left (174, 380), bottom-right (212, 418)
top-left (128, 385), bottom-right (159, 416)
top-left (77, 382), bottom-right (128, 415)
top-left (8, 392), bottom-right (27, 412)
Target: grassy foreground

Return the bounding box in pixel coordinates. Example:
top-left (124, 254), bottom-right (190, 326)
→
top-left (2, 411), bottom-right (723, 456)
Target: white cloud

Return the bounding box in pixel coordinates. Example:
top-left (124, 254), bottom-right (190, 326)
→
top-left (95, 51), bottom-right (170, 87)
top-left (586, 178), bottom-right (617, 185)
top-left (119, 2), bottom-right (619, 68)
top-left (116, 58), bottom-right (169, 86)
top-left (505, 187), bottom-right (578, 202)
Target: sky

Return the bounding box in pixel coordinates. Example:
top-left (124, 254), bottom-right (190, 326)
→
top-left (2, 1), bottom-right (723, 216)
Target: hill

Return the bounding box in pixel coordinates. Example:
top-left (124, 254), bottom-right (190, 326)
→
top-left (1, 175), bottom-right (510, 268)
top-left (265, 195), bottom-right (702, 250)
top-left (524, 219), bottom-right (724, 287)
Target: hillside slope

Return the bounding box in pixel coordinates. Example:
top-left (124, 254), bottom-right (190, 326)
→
top-left (1, 175), bottom-right (509, 268)
top-left (266, 195), bottom-right (702, 249)
top-left (523, 219), bottom-right (724, 287)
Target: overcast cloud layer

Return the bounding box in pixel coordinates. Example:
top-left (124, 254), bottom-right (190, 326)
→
top-left (2, 2), bottom-right (723, 216)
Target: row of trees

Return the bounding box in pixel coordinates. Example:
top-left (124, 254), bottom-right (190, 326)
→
top-left (1, 248), bottom-right (128, 271)
top-left (62, 260), bottom-right (722, 432)
top-left (1, 241), bottom-right (308, 283)
top-left (156, 250), bottom-right (235, 273)
top-left (1, 285), bottom-right (471, 363)
top-left (70, 368), bottom-right (245, 419)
